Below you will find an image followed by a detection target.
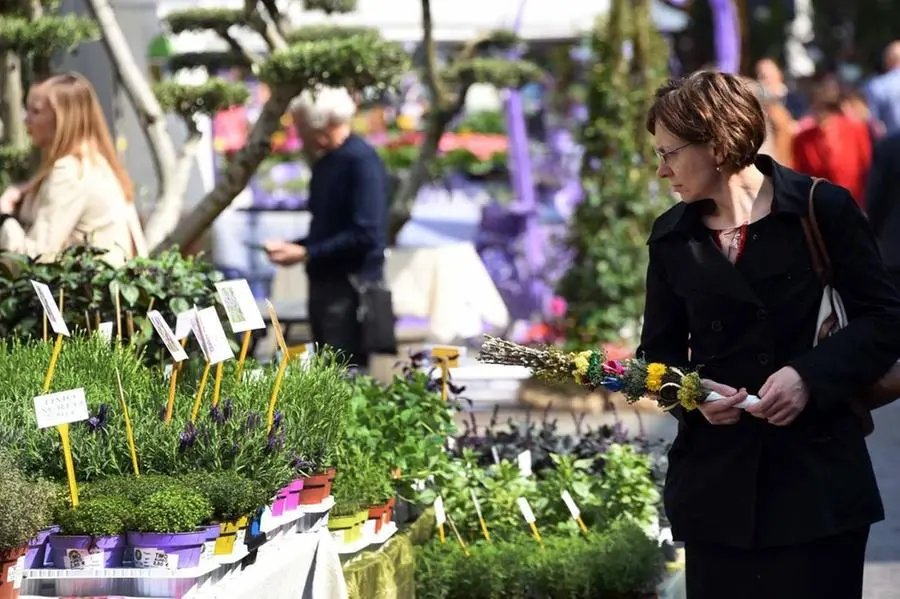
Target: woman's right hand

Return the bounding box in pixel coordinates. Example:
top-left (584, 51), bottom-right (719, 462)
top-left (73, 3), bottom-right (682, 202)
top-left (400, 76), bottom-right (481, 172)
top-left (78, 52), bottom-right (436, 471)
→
top-left (0, 186), bottom-right (23, 214)
top-left (698, 379), bottom-right (748, 425)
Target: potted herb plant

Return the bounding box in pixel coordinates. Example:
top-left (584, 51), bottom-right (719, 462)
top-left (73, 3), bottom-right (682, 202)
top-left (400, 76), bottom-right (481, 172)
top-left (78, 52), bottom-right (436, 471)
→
top-left (0, 454), bottom-right (56, 599)
top-left (361, 469), bottom-right (396, 535)
top-left (50, 496), bottom-right (132, 570)
top-left (125, 485), bottom-right (213, 569)
top-left (327, 447), bottom-right (374, 545)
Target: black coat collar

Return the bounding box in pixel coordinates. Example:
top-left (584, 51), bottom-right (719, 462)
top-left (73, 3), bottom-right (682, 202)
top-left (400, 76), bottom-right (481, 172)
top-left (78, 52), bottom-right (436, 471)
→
top-left (648, 155), bottom-right (812, 244)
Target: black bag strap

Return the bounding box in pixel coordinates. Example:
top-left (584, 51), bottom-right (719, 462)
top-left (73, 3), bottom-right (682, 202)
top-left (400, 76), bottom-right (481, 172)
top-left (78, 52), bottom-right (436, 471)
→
top-left (800, 177), bottom-right (833, 287)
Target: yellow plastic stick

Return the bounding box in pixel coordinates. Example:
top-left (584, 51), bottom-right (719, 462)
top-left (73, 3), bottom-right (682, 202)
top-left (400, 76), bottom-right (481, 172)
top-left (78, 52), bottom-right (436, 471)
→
top-left (115, 368), bottom-right (140, 477)
top-left (235, 330), bottom-right (252, 383)
top-left (211, 362), bottom-right (224, 407)
top-left (191, 361), bottom-right (212, 423)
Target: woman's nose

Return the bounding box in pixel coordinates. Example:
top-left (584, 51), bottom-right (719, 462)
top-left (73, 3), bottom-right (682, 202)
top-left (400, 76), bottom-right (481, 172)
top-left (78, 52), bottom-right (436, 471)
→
top-left (656, 163), bottom-right (670, 178)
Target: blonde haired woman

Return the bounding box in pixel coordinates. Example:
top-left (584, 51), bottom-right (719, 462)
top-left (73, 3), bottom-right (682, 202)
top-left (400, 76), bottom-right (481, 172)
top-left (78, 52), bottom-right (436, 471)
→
top-left (0, 72), bottom-right (147, 265)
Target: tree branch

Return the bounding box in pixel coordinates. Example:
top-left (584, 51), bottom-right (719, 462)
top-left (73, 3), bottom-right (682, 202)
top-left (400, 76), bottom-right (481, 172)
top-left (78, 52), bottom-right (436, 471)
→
top-left (0, 53), bottom-right (27, 149)
top-left (85, 0), bottom-right (179, 239)
top-left (245, 0), bottom-right (287, 51)
top-left (420, 0), bottom-right (446, 106)
top-left (219, 29), bottom-right (262, 65)
top-left (152, 87), bottom-right (296, 254)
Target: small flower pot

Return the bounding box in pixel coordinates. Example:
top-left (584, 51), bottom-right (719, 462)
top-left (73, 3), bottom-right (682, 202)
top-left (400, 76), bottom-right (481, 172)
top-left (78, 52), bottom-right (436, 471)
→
top-left (25, 525), bottom-right (59, 569)
top-left (48, 534), bottom-right (126, 569)
top-left (283, 478), bottom-right (305, 512)
top-left (328, 510), bottom-right (368, 544)
top-left (214, 516), bottom-right (248, 556)
top-left (270, 487), bottom-right (290, 517)
top-left (386, 497), bottom-right (397, 523)
top-left (195, 525), bottom-right (220, 564)
top-left (298, 471), bottom-right (333, 505)
top-left (127, 530), bottom-right (206, 570)
top-left (0, 546), bottom-right (26, 599)
top-left (367, 504), bottom-right (388, 534)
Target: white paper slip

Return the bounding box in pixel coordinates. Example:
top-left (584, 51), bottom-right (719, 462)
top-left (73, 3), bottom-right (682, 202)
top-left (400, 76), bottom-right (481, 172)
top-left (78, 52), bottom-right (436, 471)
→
top-left (491, 446), bottom-right (500, 465)
top-left (12, 555), bottom-right (24, 588)
top-left (517, 449), bottom-right (532, 477)
top-left (33, 388), bottom-right (89, 429)
top-left (561, 490), bottom-right (581, 519)
top-left (148, 311), bottom-right (188, 362)
top-left (174, 308), bottom-right (196, 341)
top-left (215, 279), bottom-right (265, 333)
top-left (97, 321), bottom-right (114, 341)
top-left (469, 489), bottom-right (485, 520)
top-left (30, 281), bottom-right (70, 336)
top-left (517, 497), bottom-right (536, 523)
top-left (192, 307), bottom-right (235, 365)
top-left (434, 496), bottom-right (447, 525)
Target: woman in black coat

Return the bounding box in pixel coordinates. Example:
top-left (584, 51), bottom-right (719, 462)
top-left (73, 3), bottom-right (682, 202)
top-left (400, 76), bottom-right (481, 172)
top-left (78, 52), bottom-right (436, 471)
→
top-left (638, 71), bottom-right (900, 599)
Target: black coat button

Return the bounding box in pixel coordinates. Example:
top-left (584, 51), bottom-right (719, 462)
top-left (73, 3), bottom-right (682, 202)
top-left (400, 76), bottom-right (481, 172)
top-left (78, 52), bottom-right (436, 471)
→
top-left (758, 353), bottom-right (770, 365)
top-left (711, 320), bottom-right (723, 332)
top-left (757, 309), bottom-right (768, 321)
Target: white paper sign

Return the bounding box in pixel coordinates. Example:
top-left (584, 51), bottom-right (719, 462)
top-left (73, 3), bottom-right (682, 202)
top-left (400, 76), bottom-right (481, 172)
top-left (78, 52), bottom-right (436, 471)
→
top-left (517, 450), bottom-right (532, 477)
top-left (62, 548), bottom-right (104, 570)
top-left (491, 446), bottom-right (500, 465)
top-left (174, 309), bottom-right (196, 340)
top-left (33, 388), bottom-right (89, 429)
top-left (517, 497), bottom-right (536, 523)
top-left (215, 279), bottom-right (265, 333)
top-left (434, 496), bottom-right (447, 525)
top-left (133, 547), bottom-right (179, 570)
top-left (192, 307), bottom-right (234, 365)
top-left (97, 322), bottom-right (114, 341)
top-left (30, 281), bottom-right (70, 336)
top-left (147, 310), bottom-right (188, 362)
top-left (561, 490), bottom-right (581, 519)
top-left (12, 556), bottom-right (24, 588)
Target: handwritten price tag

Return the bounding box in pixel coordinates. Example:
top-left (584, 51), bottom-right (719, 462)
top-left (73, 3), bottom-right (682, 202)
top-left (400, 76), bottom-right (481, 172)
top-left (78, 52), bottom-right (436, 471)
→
top-left (97, 322), bottom-right (114, 341)
top-left (33, 388), bottom-right (89, 429)
top-left (215, 279), bottom-right (265, 333)
top-left (31, 281), bottom-right (70, 336)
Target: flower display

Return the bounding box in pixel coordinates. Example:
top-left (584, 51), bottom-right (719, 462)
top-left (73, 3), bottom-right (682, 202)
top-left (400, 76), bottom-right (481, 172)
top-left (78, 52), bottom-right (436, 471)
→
top-left (477, 335), bottom-right (706, 411)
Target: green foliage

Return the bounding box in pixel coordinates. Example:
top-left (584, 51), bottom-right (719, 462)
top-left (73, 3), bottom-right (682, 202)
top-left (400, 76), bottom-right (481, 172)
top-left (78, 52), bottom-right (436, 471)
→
top-left (0, 145), bottom-right (33, 187)
top-left (415, 518), bottom-right (664, 599)
top-left (593, 444), bottom-right (660, 530)
top-left (153, 78), bottom-right (251, 119)
top-left (0, 244), bottom-right (222, 351)
top-left (82, 474), bottom-right (180, 505)
top-left (347, 372), bottom-right (456, 501)
top-left (378, 146), bottom-right (507, 180)
top-left (167, 52), bottom-right (252, 74)
top-left (0, 451), bottom-right (56, 550)
top-left (285, 25), bottom-right (378, 44)
top-left (55, 496), bottom-right (133, 537)
top-left (164, 8), bottom-right (244, 34)
top-left (556, 0), bottom-right (670, 346)
top-left (444, 57), bottom-right (543, 89)
top-left (0, 15), bottom-right (98, 55)
top-left (129, 486), bottom-right (213, 533)
top-left (179, 471), bottom-right (268, 523)
top-left (257, 35), bottom-right (410, 91)
top-left (331, 445), bottom-right (392, 514)
top-left (302, 0), bottom-right (357, 13)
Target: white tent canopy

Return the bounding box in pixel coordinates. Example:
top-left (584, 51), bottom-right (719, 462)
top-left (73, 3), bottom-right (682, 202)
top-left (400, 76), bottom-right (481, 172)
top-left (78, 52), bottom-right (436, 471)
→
top-left (159, 0), bottom-right (689, 53)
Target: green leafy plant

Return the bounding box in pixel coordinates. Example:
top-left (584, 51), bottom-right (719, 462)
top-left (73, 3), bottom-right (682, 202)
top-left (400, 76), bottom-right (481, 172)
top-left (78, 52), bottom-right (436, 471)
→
top-left (556, 0), bottom-right (670, 347)
top-left (128, 487), bottom-right (213, 534)
top-left (0, 451), bottom-right (57, 551)
top-left (179, 471), bottom-right (268, 523)
top-left (54, 496), bottom-right (133, 537)
top-left (593, 443), bottom-right (660, 532)
top-left (80, 474), bottom-right (181, 506)
top-left (330, 445), bottom-right (386, 517)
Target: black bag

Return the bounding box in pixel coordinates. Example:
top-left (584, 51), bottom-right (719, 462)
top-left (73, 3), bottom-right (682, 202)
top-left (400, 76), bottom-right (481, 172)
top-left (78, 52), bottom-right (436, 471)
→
top-left (353, 278), bottom-right (398, 355)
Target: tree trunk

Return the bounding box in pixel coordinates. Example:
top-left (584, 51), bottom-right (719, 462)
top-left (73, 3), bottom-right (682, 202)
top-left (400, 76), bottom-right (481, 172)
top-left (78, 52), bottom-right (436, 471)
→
top-left (152, 88), bottom-right (294, 255)
top-left (0, 53), bottom-right (28, 149)
top-left (84, 0), bottom-right (181, 246)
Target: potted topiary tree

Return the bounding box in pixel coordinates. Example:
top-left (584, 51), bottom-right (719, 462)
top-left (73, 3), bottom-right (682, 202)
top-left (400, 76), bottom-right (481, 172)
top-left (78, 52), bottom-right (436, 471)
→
top-left (0, 453), bottom-right (56, 599)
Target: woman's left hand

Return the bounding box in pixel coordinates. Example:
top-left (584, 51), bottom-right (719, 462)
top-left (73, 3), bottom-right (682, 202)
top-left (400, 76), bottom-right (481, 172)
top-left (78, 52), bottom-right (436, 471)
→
top-left (746, 366), bottom-right (809, 426)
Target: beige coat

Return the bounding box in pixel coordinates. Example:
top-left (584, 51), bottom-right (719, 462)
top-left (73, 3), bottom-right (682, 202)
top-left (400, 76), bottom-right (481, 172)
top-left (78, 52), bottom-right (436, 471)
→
top-left (0, 155), bottom-right (147, 266)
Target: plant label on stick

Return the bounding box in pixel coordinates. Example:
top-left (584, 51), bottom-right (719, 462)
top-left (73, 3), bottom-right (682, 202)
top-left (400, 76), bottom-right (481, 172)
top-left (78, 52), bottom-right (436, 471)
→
top-left (147, 311), bottom-right (188, 362)
top-left (517, 497), bottom-right (544, 548)
top-left (31, 281), bottom-right (70, 336)
top-left (215, 279), bottom-right (265, 333)
top-left (192, 307), bottom-right (234, 365)
top-left (517, 450), bottom-right (532, 477)
top-left (430, 346), bottom-right (460, 368)
top-left (33, 388), bottom-right (89, 429)
top-left (434, 496), bottom-right (447, 544)
top-left (562, 490), bottom-right (589, 534)
top-left (174, 309), bottom-right (196, 341)
top-left (97, 322), bottom-right (114, 341)
top-left (491, 446), bottom-right (500, 465)
top-left (470, 488), bottom-right (491, 542)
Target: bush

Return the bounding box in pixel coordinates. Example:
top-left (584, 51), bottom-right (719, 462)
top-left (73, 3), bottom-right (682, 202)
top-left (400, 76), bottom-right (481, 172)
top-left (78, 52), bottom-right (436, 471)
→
top-left (0, 452), bottom-right (57, 551)
top-left (415, 518), bottom-right (664, 599)
top-left (179, 471), bottom-right (268, 523)
top-left (128, 487), bottom-right (213, 533)
top-left (55, 496), bottom-right (133, 537)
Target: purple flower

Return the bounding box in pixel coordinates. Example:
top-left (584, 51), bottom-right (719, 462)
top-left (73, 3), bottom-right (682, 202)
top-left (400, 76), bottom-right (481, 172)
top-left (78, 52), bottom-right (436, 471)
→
top-left (86, 404), bottom-right (109, 433)
top-left (271, 411), bottom-right (283, 432)
top-left (265, 431), bottom-right (284, 455)
top-left (245, 412), bottom-right (261, 431)
top-left (179, 422), bottom-right (197, 452)
top-left (209, 405), bottom-right (225, 424)
top-left (222, 399), bottom-right (233, 421)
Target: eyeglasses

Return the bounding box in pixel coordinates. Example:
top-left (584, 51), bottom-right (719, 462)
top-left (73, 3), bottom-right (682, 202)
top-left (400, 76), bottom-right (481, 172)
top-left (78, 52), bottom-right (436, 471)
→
top-left (655, 142), bottom-right (693, 165)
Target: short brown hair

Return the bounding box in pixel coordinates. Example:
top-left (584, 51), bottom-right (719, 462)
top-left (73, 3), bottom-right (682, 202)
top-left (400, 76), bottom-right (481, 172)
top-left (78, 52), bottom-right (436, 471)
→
top-left (646, 71), bottom-right (766, 172)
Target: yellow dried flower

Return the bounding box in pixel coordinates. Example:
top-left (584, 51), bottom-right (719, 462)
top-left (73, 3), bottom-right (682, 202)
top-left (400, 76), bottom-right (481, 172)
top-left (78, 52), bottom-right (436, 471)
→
top-left (645, 363), bottom-right (667, 393)
top-left (572, 350), bottom-right (593, 380)
top-left (676, 372), bottom-right (703, 410)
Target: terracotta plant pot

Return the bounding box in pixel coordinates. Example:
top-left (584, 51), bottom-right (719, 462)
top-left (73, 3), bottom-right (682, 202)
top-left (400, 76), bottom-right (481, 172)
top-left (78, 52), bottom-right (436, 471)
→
top-left (367, 504), bottom-right (388, 534)
top-left (298, 471), bottom-right (333, 505)
top-left (0, 547), bottom-right (26, 599)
